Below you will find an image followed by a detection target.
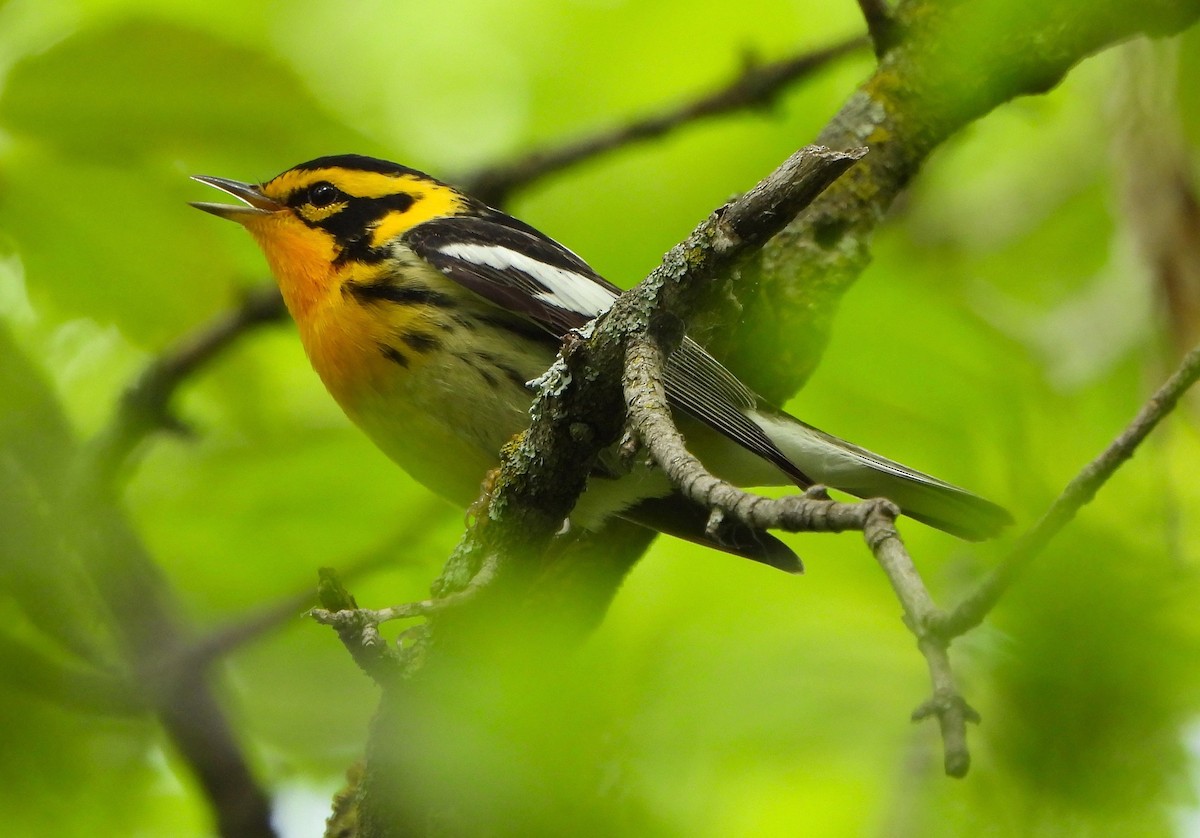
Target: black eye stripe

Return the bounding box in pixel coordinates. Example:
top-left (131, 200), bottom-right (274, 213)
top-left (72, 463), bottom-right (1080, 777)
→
top-left (290, 187), bottom-right (420, 264)
top-left (289, 188), bottom-right (413, 214)
top-left (382, 193), bottom-right (415, 213)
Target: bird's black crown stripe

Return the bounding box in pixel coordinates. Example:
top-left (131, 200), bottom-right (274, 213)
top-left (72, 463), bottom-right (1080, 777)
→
top-left (289, 154), bottom-right (428, 179)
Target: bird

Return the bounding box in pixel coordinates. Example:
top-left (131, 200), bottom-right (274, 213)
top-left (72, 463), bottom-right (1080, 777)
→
top-left (192, 154), bottom-right (1010, 573)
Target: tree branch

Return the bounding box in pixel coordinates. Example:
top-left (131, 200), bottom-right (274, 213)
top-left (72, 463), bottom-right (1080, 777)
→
top-left (461, 37), bottom-right (867, 205)
top-left (936, 339), bottom-right (1200, 638)
top-left (81, 285), bottom-right (285, 489)
top-left (436, 145), bottom-right (863, 589)
top-left (320, 146), bottom-right (865, 681)
top-left (856, 0), bottom-right (899, 57)
top-left (182, 502), bottom-right (449, 668)
top-left (624, 330), bottom-right (976, 775)
top-left (624, 332), bottom-right (891, 536)
top-left (723, 0), bottom-right (1200, 403)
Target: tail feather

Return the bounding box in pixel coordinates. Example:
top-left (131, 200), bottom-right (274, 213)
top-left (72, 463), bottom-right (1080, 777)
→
top-left (752, 409), bottom-right (1012, 541)
top-left (622, 494), bottom-right (804, 573)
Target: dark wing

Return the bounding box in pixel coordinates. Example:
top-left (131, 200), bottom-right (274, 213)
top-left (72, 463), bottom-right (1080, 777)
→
top-left (622, 493), bottom-right (802, 573)
top-left (666, 341), bottom-right (811, 485)
top-left (403, 211), bottom-right (806, 485)
top-left (402, 211), bottom-right (617, 336)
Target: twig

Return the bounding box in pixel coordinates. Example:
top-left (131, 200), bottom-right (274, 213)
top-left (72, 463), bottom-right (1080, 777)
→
top-left (856, 0), bottom-right (899, 57)
top-left (313, 558), bottom-right (497, 629)
top-left (624, 334), bottom-right (891, 533)
top-left (864, 506), bottom-right (977, 777)
top-left (311, 555), bottom-right (499, 681)
top-left (181, 502), bottom-right (449, 667)
top-left (462, 38), bottom-right (867, 205)
top-left (937, 339), bottom-right (1200, 638)
top-left (624, 331), bottom-right (976, 775)
top-left (82, 284), bottom-right (285, 488)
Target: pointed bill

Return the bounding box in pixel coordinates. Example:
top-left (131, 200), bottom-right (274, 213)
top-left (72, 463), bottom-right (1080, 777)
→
top-left (190, 175), bottom-right (283, 220)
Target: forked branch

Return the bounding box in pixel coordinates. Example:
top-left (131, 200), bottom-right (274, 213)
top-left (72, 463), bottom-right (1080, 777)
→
top-left (623, 331), bottom-right (976, 776)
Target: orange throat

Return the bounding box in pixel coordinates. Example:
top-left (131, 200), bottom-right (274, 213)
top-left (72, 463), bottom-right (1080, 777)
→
top-left (243, 213), bottom-right (387, 413)
top-left (244, 213), bottom-right (337, 322)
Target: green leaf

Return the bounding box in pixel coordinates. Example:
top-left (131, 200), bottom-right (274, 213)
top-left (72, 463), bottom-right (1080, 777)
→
top-left (0, 18), bottom-right (369, 165)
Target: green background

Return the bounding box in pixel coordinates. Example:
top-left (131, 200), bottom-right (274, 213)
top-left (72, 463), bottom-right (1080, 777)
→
top-left (1, 0), bottom-right (1198, 835)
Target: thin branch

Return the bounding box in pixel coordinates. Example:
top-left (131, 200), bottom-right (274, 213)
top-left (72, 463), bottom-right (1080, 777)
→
top-left (937, 339), bottom-right (1200, 638)
top-left (865, 507), bottom-right (977, 777)
top-left (624, 333), bottom-right (891, 534)
top-left (183, 502), bottom-right (449, 667)
top-left (624, 331), bottom-right (975, 775)
top-left (856, 0), bottom-right (899, 57)
top-left (461, 37), bottom-right (867, 205)
top-left (311, 555), bottom-right (498, 680)
top-left (81, 284), bottom-right (285, 488)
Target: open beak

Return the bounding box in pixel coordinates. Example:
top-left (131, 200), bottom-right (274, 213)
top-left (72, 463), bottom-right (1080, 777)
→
top-left (190, 175), bottom-right (284, 221)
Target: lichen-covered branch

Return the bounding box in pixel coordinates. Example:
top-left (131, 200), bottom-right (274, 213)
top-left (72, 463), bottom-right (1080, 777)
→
top-left (623, 333), bottom-right (891, 537)
top-left (723, 0), bottom-right (1200, 402)
top-left (423, 146), bottom-right (863, 607)
top-left (324, 147), bottom-right (863, 682)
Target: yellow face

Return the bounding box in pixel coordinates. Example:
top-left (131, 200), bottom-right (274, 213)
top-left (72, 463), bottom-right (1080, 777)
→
top-left (192, 155), bottom-right (467, 319)
top-left (192, 155), bottom-right (473, 411)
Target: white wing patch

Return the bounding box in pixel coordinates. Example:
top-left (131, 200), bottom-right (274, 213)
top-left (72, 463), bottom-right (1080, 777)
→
top-left (437, 242), bottom-right (617, 317)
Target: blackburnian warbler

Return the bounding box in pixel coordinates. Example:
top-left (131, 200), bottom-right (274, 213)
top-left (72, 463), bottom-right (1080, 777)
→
top-left (192, 154), bottom-right (1010, 572)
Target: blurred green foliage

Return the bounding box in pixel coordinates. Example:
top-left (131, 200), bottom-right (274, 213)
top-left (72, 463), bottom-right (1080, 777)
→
top-left (0, 1), bottom-right (1198, 836)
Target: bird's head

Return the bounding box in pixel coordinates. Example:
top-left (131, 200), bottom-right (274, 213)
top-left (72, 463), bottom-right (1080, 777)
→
top-left (192, 154), bottom-right (466, 313)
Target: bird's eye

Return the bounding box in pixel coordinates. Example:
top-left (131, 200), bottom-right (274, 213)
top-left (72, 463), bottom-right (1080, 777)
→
top-left (308, 182), bottom-right (340, 208)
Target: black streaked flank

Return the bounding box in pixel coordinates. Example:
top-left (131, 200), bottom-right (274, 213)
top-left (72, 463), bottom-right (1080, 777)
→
top-left (344, 279), bottom-right (456, 308)
top-left (453, 351), bottom-right (505, 388)
top-left (379, 344), bottom-right (409, 368)
top-left (476, 312), bottom-right (554, 343)
top-left (399, 331), bottom-right (440, 354)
